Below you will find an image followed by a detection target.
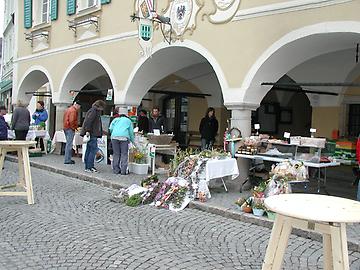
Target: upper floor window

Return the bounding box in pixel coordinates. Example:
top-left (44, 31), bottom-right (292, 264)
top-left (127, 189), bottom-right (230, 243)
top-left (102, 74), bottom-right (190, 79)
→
top-left (78, 0), bottom-right (100, 12)
top-left (33, 0), bottom-right (50, 26)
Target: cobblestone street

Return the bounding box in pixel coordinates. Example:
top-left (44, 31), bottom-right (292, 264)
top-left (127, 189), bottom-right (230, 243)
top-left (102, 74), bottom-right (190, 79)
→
top-left (1, 162), bottom-right (360, 270)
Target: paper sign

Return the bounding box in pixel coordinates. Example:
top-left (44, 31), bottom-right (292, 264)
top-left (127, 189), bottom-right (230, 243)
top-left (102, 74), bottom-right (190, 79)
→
top-left (284, 132), bottom-right (291, 138)
top-left (310, 128), bottom-right (317, 133)
top-left (254, 124), bottom-right (260, 130)
top-left (106, 89), bottom-right (113, 101)
top-left (153, 129), bottom-right (160, 135)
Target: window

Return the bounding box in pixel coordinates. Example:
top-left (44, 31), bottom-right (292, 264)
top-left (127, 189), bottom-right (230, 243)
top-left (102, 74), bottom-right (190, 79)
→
top-left (78, 0), bottom-right (99, 12)
top-left (33, 0), bottom-right (50, 26)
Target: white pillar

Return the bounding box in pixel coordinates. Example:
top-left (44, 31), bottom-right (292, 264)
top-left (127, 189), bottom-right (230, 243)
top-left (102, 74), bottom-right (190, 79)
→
top-left (54, 103), bottom-right (71, 132)
top-left (226, 103), bottom-right (259, 191)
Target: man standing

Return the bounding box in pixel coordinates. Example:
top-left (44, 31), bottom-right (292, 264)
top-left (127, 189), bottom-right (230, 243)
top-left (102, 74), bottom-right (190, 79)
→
top-left (63, 101), bottom-right (81, 164)
top-left (149, 107), bottom-right (166, 133)
top-left (80, 100), bottom-right (106, 173)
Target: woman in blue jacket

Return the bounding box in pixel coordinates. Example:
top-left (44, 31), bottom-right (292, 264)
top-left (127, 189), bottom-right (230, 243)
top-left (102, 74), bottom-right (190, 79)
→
top-left (109, 108), bottom-right (135, 175)
top-left (32, 101), bottom-right (48, 151)
top-left (32, 101), bottom-right (48, 126)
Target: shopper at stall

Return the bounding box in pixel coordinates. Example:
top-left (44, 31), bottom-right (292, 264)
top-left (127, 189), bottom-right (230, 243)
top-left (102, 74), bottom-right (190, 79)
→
top-left (149, 107), bottom-right (166, 133)
top-left (137, 109), bottom-right (149, 134)
top-left (199, 107), bottom-right (219, 150)
top-left (32, 101), bottom-right (48, 151)
top-left (11, 100), bottom-right (31, 140)
top-left (63, 101), bottom-right (81, 164)
top-left (0, 106), bottom-right (9, 141)
top-left (80, 100), bottom-right (106, 173)
top-left (109, 108), bottom-right (135, 175)
top-left (32, 101), bottom-right (48, 126)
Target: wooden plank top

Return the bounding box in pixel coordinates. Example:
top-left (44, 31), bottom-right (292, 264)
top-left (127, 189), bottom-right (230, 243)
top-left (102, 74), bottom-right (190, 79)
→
top-left (265, 194), bottom-right (360, 223)
top-left (0, 141), bottom-right (37, 147)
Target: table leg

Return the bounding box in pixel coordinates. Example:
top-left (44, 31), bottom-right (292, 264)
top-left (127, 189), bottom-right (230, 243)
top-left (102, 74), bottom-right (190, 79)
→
top-left (221, 177), bottom-right (228, 192)
top-left (21, 147), bottom-right (34, 205)
top-left (330, 223), bottom-right (349, 270)
top-left (0, 148), bottom-right (7, 177)
top-left (262, 214), bottom-right (292, 270)
top-left (17, 149), bottom-right (25, 186)
top-left (323, 233), bottom-right (333, 270)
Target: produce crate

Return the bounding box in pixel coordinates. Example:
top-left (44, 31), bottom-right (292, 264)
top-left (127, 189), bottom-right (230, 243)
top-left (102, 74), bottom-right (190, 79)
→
top-left (147, 134), bottom-right (173, 145)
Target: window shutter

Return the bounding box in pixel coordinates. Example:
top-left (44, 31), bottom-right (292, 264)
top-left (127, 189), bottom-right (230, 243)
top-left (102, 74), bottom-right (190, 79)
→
top-left (67, 0), bottom-right (76, 15)
top-left (24, 0), bottom-right (32, 29)
top-left (101, 0), bottom-right (111, 4)
top-left (50, 0), bottom-right (58, 20)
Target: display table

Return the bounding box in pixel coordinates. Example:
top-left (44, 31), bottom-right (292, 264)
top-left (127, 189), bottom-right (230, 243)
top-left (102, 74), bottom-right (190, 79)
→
top-left (52, 130), bottom-right (83, 150)
top-left (205, 158), bottom-right (239, 192)
top-left (236, 154), bottom-right (340, 192)
top-left (8, 129), bottom-right (50, 141)
top-left (149, 144), bottom-right (177, 175)
top-left (262, 194), bottom-right (360, 270)
top-left (0, 141), bottom-right (37, 205)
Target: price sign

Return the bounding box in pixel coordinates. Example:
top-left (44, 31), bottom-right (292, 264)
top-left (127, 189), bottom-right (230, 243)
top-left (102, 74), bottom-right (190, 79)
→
top-left (284, 132), bottom-right (291, 139)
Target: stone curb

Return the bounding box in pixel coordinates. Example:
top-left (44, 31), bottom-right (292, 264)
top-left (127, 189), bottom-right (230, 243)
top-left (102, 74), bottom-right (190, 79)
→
top-left (7, 155), bottom-right (360, 252)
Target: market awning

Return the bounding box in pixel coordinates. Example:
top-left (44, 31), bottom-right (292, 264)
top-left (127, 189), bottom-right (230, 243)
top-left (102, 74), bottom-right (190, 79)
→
top-left (0, 79), bottom-right (12, 93)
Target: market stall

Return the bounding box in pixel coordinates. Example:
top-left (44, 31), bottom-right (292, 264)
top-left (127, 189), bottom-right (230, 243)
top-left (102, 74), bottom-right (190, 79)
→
top-left (111, 149), bottom-right (239, 211)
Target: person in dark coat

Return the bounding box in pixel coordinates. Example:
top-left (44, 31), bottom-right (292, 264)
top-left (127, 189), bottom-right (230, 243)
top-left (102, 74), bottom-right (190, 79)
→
top-left (0, 106), bottom-right (9, 141)
top-left (199, 107), bottom-right (218, 150)
top-left (137, 109), bottom-right (149, 134)
top-left (11, 100), bottom-right (31, 140)
top-left (149, 107), bottom-right (166, 133)
top-left (80, 100), bottom-right (106, 173)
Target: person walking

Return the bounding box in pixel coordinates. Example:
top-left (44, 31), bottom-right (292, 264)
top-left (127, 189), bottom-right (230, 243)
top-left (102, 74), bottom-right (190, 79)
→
top-left (11, 100), bottom-right (31, 140)
top-left (137, 109), bottom-right (149, 134)
top-left (63, 101), bottom-right (81, 164)
top-left (109, 108), bottom-right (135, 175)
top-left (199, 107), bottom-right (218, 150)
top-left (32, 100), bottom-right (48, 151)
top-left (149, 107), bottom-right (166, 133)
top-left (0, 106), bottom-right (9, 141)
top-left (80, 100), bottom-right (106, 173)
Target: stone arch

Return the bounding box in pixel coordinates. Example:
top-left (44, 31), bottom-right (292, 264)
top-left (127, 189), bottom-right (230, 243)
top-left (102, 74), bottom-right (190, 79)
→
top-left (241, 21), bottom-right (360, 106)
top-left (118, 40), bottom-right (229, 106)
top-left (57, 54), bottom-right (117, 104)
top-left (16, 65), bottom-right (54, 104)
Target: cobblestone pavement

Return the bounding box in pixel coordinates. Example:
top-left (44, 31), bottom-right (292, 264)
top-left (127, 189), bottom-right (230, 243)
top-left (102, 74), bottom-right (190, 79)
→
top-left (1, 162), bottom-right (360, 270)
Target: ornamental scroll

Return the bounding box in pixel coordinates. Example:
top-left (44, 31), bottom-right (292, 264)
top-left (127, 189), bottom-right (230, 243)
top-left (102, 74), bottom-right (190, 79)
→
top-left (204, 0), bottom-right (241, 24)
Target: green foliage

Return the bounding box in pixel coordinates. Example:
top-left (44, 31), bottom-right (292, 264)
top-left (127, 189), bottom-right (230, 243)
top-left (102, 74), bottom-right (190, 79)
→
top-left (125, 194), bottom-right (143, 207)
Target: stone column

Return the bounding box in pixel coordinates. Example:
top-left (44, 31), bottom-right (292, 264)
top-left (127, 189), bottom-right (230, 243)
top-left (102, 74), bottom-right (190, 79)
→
top-left (226, 103), bottom-right (259, 191)
top-left (53, 103), bottom-right (71, 132)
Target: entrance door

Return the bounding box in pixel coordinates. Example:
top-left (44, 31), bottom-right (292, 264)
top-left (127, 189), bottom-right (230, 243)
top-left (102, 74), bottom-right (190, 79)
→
top-left (163, 96), bottom-right (188, 147)
top-left (348, 104), bottom-right (360, 137)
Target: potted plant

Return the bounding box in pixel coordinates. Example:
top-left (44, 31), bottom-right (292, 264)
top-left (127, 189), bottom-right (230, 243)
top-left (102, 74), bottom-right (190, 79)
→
top-left (129, 149), bottom-right (148, 175)
top-left (252, 200), bottom-right (265, 216)
top-left (240, 197), bottom-right (253, 213)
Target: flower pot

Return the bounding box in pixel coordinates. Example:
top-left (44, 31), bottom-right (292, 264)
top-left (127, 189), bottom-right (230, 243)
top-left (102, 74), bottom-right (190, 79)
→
top-left (266, 211), bottom-right (276, 220)
top-left (242, 206), bottom-right (252, 213)
top-left (128, 162), bottom-right (149, 175)
top-left (252, 208), bottom-right (265, 216)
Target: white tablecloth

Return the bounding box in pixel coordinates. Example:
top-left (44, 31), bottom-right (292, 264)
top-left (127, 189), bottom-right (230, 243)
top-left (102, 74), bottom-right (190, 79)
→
top-left (8, 130), bottom-right (50, 141)
top-left (52, 130), bottom-right (83, 149)
top-left (205, 158), bottom-right (239, 182)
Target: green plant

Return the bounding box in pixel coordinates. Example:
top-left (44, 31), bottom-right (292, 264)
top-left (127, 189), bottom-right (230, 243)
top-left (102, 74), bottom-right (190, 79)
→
top-left (125, 194), bottom-right (143, 207)
top-left (253, 201), bottom-right (265, 210)
top-left (141, 174), bottom-right (159, 187)
top-left (235, 197), bottom-right (246, 206)
top-left (133, 149), bottom-right (146, 164)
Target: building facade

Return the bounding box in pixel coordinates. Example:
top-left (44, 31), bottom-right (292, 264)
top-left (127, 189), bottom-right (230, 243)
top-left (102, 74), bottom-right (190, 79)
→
top-left (1, 0), bottom-right (17, 111)
top-left (13, 1), bottom-right (360, 150)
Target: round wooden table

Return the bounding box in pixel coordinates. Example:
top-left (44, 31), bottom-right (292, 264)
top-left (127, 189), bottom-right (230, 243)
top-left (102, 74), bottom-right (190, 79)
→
top-left (263, 194), bottom-right (360, 270)
top-left (0, 141), bottom-right (37, 205)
